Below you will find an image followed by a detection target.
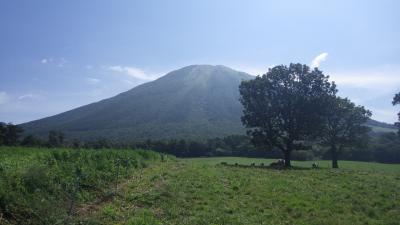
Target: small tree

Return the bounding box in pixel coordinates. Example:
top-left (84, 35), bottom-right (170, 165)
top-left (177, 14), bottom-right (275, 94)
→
top-left (48, 130), bottom-right (65, 147)
top-left (239, 63), bottom-right (336, 167)
top-left (21, 134), bottom-right (43, 147)
top-left (2, 123), bottom-right (24, 146)
top-left (321, 97), bottom-right (371, 168)
top-left (0, 122), bottom-right (6, 145)
top-left (393, 92), bottom-right (400, 136)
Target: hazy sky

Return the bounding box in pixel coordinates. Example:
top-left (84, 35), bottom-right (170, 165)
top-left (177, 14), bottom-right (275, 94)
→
top-left (0, 0), bottom-right (399, 124)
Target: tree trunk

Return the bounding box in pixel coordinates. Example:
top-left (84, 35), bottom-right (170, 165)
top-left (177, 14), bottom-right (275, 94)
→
top-left (283, 150), bottom-right (291, 167)
top-left (331, 145), bottom-right (339, 168)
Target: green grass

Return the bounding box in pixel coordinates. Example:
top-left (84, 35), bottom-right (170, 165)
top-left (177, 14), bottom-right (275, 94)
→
top-left (0, 147), bottom-right (167, 225)
top-left (185, 157), bottom-right (400, 174)
top-left (79, 158), bottom-right (400, 225)
top-left (1, 148), bottom-right (399, 225)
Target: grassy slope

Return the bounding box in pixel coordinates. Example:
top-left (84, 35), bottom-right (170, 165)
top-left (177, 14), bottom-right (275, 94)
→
top-left (79, 158), bottom-right (400, 225)
top-left (0, 147), bottom-right (165, 225)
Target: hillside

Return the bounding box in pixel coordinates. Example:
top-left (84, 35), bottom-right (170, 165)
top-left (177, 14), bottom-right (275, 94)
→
top-left (22, 65), bottom-right (253, 140)
top-left (366, 119), bottom-right (397, 134)
top-left (21, 65), bottom-right (396, 141)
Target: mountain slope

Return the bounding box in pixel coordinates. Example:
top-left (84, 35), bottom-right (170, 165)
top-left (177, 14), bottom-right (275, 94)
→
top-left (22, 65), bottom-right (253, 140)
top-left (21, 64), bottom-right (396, 141)
top-left (366, 119), bottom-right (397, 134)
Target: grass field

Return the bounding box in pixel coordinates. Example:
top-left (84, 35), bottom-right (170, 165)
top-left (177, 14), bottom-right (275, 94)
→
top-left (78, 157), bottom-right (400, 225)
top-left (186, 157), bottom-right (400, 174)
top-left (0, 147), bottom-right (166, 225)
top-left (1, 147), bottom-right (399, 225)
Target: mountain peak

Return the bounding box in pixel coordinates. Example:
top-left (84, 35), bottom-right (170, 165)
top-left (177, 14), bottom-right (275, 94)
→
top-left (20, 64), bottom-right (395, 141)
top-left (22, 65), bottom-right (253, 140)
top-left (158, 65), bottom-right (252, 83)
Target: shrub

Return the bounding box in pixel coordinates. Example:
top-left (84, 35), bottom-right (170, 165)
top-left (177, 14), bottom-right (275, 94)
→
top-left (22, 165), bottom-right (49, 192)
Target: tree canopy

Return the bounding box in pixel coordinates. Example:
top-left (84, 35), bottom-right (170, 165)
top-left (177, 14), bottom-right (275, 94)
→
top-left (0, 122), bottom-right (24, 146)
top-left (321, 97), bottom-right (371, 168)
top-left (239, 63), bottom-right (337, 167)
top-left (393, 92), bottom-right (400, 135)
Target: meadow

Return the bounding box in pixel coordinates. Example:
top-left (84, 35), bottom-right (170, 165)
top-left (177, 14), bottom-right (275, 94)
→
top-left (186, 157), bottom-right (400, 174)
top-left (1, 147), bottom-right (399, 225)
top-left (0, 147), bottom-right (167, 225)
top-left (78, 157), bottom-right (400, 225)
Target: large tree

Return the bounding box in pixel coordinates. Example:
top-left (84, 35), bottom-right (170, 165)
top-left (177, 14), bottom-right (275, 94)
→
top-left (321, 97), bottom-right (371, 168)
top-left (239, 63), bottom-right (336, 167)
top-left (393, 92), bottom-right (400, 135)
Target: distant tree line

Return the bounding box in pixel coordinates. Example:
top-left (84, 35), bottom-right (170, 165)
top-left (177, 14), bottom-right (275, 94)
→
top-left (0, 122), bottom-right (24, 146)
top-left (1, 65), bottom-right (399, 166)
top-left (0, 123), bottom-right (65, 148)
top-left (0, 123), bottom-right (399, 163)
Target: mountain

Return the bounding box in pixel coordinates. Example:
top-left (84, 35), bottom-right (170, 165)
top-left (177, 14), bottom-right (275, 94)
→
top-left (366, 119), bottom-right (397, 134)
top-left (21, 64), bottom-right (397, 141)
top-left (22, 65), bottom-right (253, 140)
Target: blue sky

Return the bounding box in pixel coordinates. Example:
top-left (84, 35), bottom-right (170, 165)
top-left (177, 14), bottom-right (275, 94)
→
top-left (0, 0), bottom-right (399, 124)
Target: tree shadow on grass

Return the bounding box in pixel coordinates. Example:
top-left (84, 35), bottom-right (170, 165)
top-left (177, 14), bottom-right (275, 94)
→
top-left (217, 162), bottom-right (320, 171)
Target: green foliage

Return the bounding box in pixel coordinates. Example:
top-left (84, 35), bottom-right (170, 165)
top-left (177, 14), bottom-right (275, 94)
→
top-left (0, 146), bottom-right (164, 225)
top-left (47, 130), bottom-right (64, 147)
top-left (393, 92), bottom-right (400, 135)
top-left (0, 122), bottom-right (24, 146)
top-left (22, 165), bottom-right (49, 192)
top-left (370, 132), bottom-right (400, 163)
top-left (102, 204), bottom-right (118, 219)
top-left (321, 97), bottom-right (371, 168)
top-left (239, 64), bottom-right (337, 166)
top-left (126, 209), bottom-right (161, 225)
top-left (82, 158), bottom-right (400, 225)
top-left (20, 134), bottom-right (43, 147)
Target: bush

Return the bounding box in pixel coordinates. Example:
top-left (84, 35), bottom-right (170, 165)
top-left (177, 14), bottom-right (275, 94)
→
top-left (22, 166), bottom-right (49, 192)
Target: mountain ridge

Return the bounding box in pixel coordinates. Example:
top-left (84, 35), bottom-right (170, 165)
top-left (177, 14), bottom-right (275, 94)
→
top-left (22, 65), bottom-right (253, 140)
top-left (21, 64), bottom-right (396, 140)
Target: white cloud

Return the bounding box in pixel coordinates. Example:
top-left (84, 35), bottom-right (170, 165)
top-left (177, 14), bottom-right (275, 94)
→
top-left (0, 92), bottom-right (9, 104)
top-left (86, 65), bottom-right (93, 70)
top-left (41, 58), bottom-right (53, 64)
top-left (311, 52), bottom-right (328, 68)
top-left (108, 65), bottom-right (157, 80)
top-left (85, 77), bottom-right (101, 85)
top-left (328, 65), bottom-right (400, 123)
top-left (329, 66), bottom-right (400, 90)
top-left (40, 57), bottom-right (67, 67)
top-left (18, 94), bottom-right (43, 101)
top-left (58, 58), bottom-right (67, 67)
